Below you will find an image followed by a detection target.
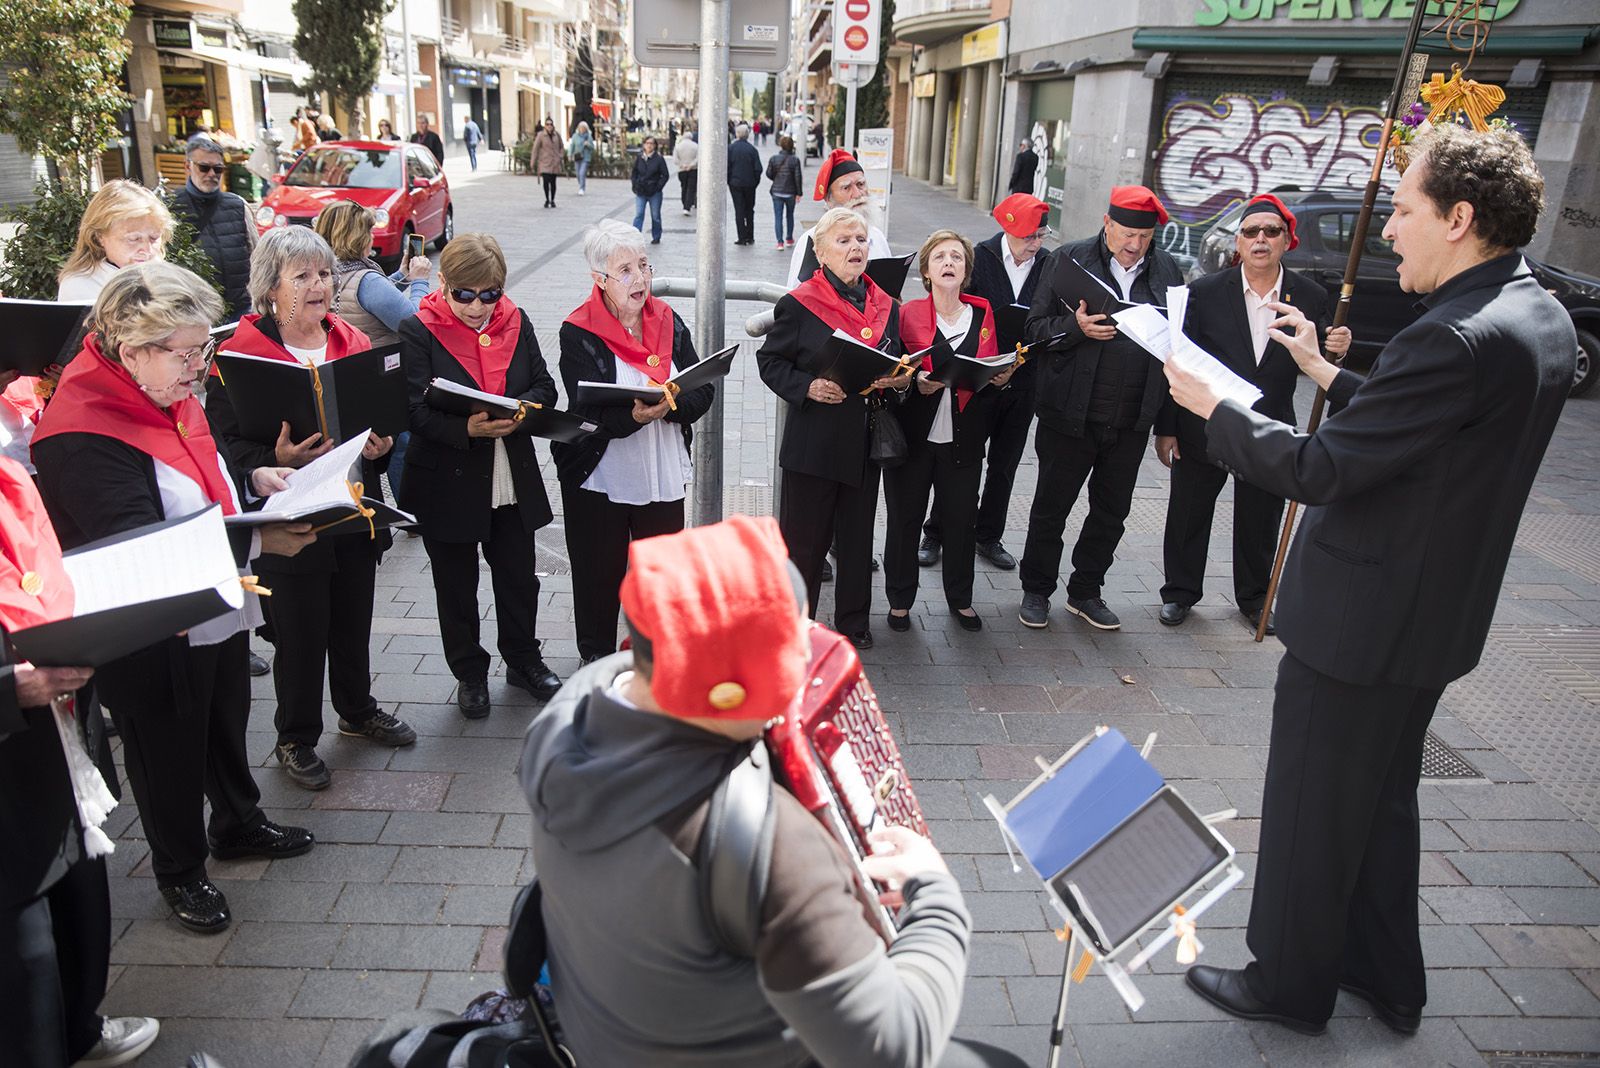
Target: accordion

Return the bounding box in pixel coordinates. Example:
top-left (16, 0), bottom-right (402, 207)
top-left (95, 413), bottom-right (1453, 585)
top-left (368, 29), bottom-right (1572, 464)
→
top-left (766, 624), bottom-right (929, 938)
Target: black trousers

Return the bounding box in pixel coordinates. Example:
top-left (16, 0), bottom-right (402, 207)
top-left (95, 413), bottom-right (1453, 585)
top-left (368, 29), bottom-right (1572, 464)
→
top-left (1018, 421), bottom-right (1146, 600)
top-left (679, 169), bottom-right (697, 211)
top-left (112, 632), bottom-right (263, 886)
top-left (1244, 653), bottom-right (1442, 1023)
top-left (925, 385), bottom-right (1034, 547)
top-left (258, 542), bottom-right (381, 748)
top-left (730, 186), bottom-right (757, 244)
top-left (561, 483), bottom-right (684, 661)
top-left (0, 855), bottom-right (110, 1066)
top-left (1159, 451), bottom-right (1283, 612)
top-left (884, 443), bottom-right (981, 611)
top-left (780, 467), bottom-right (879, 636)
top-left (423, 505), bottom-right (544, 681)
top-left (541, 173), bottom-right (558, 204)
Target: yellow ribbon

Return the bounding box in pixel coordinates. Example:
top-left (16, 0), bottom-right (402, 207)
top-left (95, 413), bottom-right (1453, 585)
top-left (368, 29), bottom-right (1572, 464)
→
top-left (240, 575), bottom-right (273, 597)
top-left (660, 380), bottom-right (682, 412)
top-left (1420, 67), bottom-right (1506, 132)
top-left (857, 355), bottom-right (918, 397)
top-left (310, 480), bottom-right (378, 539)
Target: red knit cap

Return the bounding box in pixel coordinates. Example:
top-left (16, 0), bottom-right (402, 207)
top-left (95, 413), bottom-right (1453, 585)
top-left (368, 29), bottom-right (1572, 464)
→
top-left (1241, 194), bottom-right (1299, 251)
top-left (814, 148), bottom-right (865, 201)
top-left (1107, 185), bottom-right (1169, 229)
top-left (619, 515), bottom-right (806, 720)
top-left (992, 193), bottom-right (1050, 238)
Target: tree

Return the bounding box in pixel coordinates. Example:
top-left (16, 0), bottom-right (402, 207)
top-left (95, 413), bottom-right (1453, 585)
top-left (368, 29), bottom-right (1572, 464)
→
top-left (827, 0), bottom-right (894, 150)
top-left (292, 0), bottom-right (392, 136)
top-left (0, 0), bottom-right (133, 195)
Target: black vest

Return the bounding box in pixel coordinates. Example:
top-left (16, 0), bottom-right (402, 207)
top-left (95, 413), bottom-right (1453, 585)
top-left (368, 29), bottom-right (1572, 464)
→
top-left (1084, 245), bottom-right (1156, 430)
top-left (171, 186), bottom-right (253, 320)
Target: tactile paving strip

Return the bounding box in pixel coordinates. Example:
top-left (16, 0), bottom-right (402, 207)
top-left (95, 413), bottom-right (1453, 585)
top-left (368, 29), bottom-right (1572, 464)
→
top-left (1515, 513), bottom-right (1600, 585)
top-left (1489, 625), bottom-right (1600, 704)
top-left (1486, 1057), bottom-right (1600, 1067)
top-left (1421, 732), bottom-right (1482, 780)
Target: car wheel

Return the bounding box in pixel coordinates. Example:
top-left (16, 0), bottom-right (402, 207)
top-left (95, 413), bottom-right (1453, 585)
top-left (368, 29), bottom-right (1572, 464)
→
top-left (435, 206), bottom-right (453, 250)
top-left (1572, 328), bottom-right (1598, 399)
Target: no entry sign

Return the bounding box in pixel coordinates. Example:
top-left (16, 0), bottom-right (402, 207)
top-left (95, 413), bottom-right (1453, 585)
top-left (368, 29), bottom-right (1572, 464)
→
top-left (832, 0), bottom-right (879, 64)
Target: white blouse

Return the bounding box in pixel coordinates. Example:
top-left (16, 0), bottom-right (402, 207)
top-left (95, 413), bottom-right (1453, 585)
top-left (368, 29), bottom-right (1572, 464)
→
top-left (581, 356), bottom-right (692, 506)
top-left (57, 261), bottom-right (122, 304)
top-left (927, 304), bottom-right (973, 446)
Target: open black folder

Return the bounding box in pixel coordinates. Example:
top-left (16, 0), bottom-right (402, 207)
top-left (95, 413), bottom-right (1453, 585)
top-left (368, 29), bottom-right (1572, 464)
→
top-left (926, 347), bottom-right (1019, 392)
top-left (865, 253), bottom-right (916, 297)
top-left (0, 298), bottom-right (93, 375)
top-left (213, 344), bottom-right (407, 443)
top-left (992, 302), bottom-right (1033, 348)
top-left (574, 343), bottom-right (738, 407)
top-left (810, 330), bottom-right (919, 395)
top-left (423, 379), bottom-right (599, 443)
top-left (1053, 258), bottom-right (1134, 324)
top-left (222, 434), bottom-right (414, 535)
top-left (7, 506), bottom-right (248, 667)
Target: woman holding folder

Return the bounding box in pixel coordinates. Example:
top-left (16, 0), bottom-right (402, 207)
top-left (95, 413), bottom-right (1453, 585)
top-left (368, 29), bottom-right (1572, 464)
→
top-left (883, 230), bottom-right (1011, 634)
top-left (30, 262), bottom-right (317, 934)
top-left (555, 220), bottom-right (714, 663)
top-left (209, 226), bottom-right (413, 793)
top-left (399, 233), bottom-right (562, 718)
top-left (757, 206), bottom-right (908, 649)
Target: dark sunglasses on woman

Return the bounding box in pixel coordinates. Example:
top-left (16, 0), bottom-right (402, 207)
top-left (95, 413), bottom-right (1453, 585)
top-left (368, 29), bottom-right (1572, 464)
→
top-left (450, 287), bottom-right (504, 305)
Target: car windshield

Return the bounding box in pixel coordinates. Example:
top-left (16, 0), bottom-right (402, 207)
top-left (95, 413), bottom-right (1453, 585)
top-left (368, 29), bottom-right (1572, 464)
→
top-left (285, 147), bottom-right (401, 189)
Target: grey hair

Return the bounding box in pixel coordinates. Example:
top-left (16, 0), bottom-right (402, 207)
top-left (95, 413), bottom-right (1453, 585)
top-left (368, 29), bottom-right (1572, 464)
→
top-left (248, 226), bottom-right (336, 315)
top-left (583, 218), bottom-right (649, 275)
top-left (94, 261), bottom-right (223, 358)
top-left (735, 123), bottom-right (750, 140)
top-left (186, 137), bottom-right (225, 160)
top-left (812, 206), bottom-right (869, 246)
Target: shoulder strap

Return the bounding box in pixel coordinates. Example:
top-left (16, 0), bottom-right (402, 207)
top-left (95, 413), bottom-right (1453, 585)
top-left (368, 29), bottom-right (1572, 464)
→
top-left (698, 742), bottom-right (777, 959)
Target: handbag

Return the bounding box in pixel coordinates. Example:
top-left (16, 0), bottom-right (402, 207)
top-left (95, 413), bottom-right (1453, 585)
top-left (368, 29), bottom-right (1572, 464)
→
top-left (867, 400), bottom-right (908, 468)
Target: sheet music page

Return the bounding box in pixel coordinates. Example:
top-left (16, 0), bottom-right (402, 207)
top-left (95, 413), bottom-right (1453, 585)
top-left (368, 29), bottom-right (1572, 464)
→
top-left (1167, 285), bottom-right (1190, 334)
top-left (1116, 294), bottom-right (1264, 409)
top-left (429, 377), bottom-right (516, 408)
top-left (257, 431), bottom-right (369, 516)
top-left (1112, 303), bottom-right (1173, 358)
top-left (65, 506), bottom-right (241, 617)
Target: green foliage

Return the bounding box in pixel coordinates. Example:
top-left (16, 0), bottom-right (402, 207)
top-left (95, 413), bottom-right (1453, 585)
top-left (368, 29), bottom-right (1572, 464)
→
top-left (828, 0), bottom-right (895, 150)
top-left (753, 76), bottom-right (775, 124)
top-left (292, 0), bottom-right (393, 133)
top-left (0, 0), bottom-right (134, 194)
top-left (0, 180), bottom-right (221, 304)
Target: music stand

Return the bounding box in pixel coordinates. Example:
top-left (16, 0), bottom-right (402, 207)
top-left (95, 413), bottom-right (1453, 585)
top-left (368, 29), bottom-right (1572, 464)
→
top-left (983, 727), bottom-right (1244, 1068)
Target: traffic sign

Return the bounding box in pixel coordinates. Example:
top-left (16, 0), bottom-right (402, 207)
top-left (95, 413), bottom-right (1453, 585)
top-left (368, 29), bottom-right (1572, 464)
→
top-left (633, 0), bottom-right (790, 73)
top-left (831, 0), bottom-right (879, 66)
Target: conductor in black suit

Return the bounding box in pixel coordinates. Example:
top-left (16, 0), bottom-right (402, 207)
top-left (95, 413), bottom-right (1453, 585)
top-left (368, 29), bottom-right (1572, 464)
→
top-left (1169, 127), bottom-right (1575, 1036)
top-left (1153, 195), bottom-right (1350, 633)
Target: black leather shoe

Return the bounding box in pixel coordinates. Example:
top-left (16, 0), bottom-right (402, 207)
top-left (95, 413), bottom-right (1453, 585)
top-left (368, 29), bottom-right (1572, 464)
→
top-left (820, 557), bottom-right (834, 582)
top-left (457, 679), bottom-right (491, 719)
top-left (848, 629), bottom-right (874, 649)
top-left (887, 611), bottom-right (911, 632)
top-left (1242, 606), bottom-right (1276, 635)
top-left (507, 662), bottom-right (562, 701)
top-left (248, 651), bottom-right (271, 677)
top-left (976, 541), bottom-right (1016, 570)
top-left (1185, 966), bottom-right (1325, 1035)
top-left (161, 879), bottom-right (231, 934)
top-left (1160, 602), bottom-right (1190, 626)
top-left (951, 607), bottom-right (983, 632)
top-left (1019, 592), bottom-right (1050, 629)
top-left (209, 820), bottom-right (314, 861)
top-left (1065, 595), bottom-right (1121, 631)
top-left (1340, 979), bottom-right (1422, 1035)
top-left (917, 536), bottom-right (940, 567)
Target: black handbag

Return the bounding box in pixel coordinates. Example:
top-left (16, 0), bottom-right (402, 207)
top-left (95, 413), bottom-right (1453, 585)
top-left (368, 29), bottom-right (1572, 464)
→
top-left (867, 401), bottom-right (908, 468)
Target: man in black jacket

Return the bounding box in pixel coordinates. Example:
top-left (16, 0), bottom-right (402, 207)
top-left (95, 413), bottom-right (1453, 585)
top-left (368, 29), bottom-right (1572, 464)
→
top-left (1169, 126), bottom-right (1574, 1037)
top-left (409, 115), bottom-right (444, 164)
top-left (1017, 186), bottom-right (1183, 631)
top-left (169, 138), bottom-right (255, 321)
top-left (728, 123), bottom-right (763, 245)
top-left (921, 193), bottom-right (1050, 572)
top-left (1007, 140), bottom-right (1038, 196)
top-left (1153, 194), bottom-right (1349, 633)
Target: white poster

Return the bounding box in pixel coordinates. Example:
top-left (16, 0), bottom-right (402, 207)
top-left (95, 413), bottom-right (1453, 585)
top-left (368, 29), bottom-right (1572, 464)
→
top-left (858, 126), bottom-right (894, 234)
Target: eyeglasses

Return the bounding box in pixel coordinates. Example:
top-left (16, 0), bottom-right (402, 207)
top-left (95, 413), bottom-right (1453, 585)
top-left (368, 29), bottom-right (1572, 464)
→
top-left (1240, 225), bottom-right (1287, 239)
top-left (289, 269), bottom-right (333, 286)
top-left (191, 162), bottom-right (226, 175)
top-left (602, 264), bottom-right (655, 287)
top-left (150, 337), bottom-right (218, 369)
top-left (450, 286), bottom-right (504, 305)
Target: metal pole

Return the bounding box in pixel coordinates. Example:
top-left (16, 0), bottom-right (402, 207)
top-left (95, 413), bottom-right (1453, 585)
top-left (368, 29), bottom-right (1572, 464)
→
top-left (400, 0), bottom-right (416, 138)
top-left (692, 0), bottom-right (730, 527)
top-left (844, 79), bottom-right (858, 153)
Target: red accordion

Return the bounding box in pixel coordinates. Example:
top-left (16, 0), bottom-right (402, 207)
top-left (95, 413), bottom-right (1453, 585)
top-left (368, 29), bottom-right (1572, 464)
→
top-left (767, 624), bottom-right (929, 936)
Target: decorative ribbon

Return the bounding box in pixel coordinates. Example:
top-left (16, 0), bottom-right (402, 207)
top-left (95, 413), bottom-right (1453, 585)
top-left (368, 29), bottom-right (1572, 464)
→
top-left (1421, 67), bottom-right (1506, 132)
top-left (660, 380), bottom-right (682, 412)
top-left (310, 480), bottom-right (377, 539)
top-left (1173, 904), bottom-right (1201, 965)
top-left (859, 354), bottom-right (916, 396)
top-left (306, 362), bottom-right (330, 441)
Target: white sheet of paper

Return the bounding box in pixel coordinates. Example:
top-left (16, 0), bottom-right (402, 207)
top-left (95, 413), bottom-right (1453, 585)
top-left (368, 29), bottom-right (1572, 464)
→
top-left (65, 505), bottom-right (242, 617)
top-left (256, 431), bottom-right (370, 518)
top-left (1111, 290), bottom-right (1264, 410)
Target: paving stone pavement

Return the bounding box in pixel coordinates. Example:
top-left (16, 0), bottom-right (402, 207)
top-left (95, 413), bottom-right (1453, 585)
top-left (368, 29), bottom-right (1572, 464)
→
top-left (101, 149), bottom-right (1600, 1066)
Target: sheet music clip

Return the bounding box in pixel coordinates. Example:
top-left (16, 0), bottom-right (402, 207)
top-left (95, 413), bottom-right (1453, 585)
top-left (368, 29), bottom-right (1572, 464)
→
top-left (982, 727), bottom-right (1245, 1067)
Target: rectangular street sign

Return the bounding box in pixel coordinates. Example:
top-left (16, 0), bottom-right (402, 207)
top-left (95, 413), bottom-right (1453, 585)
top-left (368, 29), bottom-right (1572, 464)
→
top-left (633, 0), bottom-right (790, 73)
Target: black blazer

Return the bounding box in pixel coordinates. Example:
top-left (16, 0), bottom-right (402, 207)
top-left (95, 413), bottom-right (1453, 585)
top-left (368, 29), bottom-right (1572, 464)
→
top-left (551, 312), bottom-right (714, 487)
top-left (893, 318), bottom-right (996, 468)
top-left (398, 308), bottom-right (558, 543)
top-left (970, 232), bottom-right (1047, 390)
top-left (1204, 255), bottom-right (1576, 689)
top-left (1154, 265), bottom-right (1331, 464)
top-left (757, 292), bottom-right (903, 489)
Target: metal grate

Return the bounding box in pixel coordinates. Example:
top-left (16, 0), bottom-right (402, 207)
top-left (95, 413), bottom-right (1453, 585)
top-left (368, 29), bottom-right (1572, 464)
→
top-left (1420, 730), bottom-right (1483, 780)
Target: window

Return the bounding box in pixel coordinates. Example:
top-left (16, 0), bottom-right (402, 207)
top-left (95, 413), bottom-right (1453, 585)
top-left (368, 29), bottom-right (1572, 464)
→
top-left (408, 148), bottom-right (440, 180)
top-left (1318, 211), bottom-right (1395, 259)
top-left (286, 147), bottom-right (401, 189)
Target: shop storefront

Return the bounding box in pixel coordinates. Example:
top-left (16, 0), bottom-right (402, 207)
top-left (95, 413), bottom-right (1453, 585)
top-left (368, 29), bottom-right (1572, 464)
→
top-left (440, 63), bottom-right (503, 152)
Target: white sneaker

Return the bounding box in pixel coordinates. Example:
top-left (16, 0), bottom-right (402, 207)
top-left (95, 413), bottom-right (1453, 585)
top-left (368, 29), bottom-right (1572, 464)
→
top-left (682, 209), bottom-right (690, 215)
top-left (75, 1016), bottom-right (159, 1066)
top-left (578, 188), bottom-right (586, 196)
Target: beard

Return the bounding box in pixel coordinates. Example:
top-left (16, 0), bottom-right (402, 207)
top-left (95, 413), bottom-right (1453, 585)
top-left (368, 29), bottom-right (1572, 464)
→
top-left (837, 196), bottom-right (883, 237)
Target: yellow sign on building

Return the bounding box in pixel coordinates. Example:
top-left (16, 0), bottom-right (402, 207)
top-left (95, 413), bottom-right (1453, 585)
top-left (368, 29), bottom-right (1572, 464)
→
top-left (914, 72), bottom-right (937, 98)
top-left (961, 21), bottom-right (1006, 67)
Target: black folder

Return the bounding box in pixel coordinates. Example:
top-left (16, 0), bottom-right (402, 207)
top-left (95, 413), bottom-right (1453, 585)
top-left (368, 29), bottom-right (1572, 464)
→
top-left (809, 330), bottom-right (917, 395)
top-left (1053, 258), bottom-right (1133, 324)
top-left (927, 350), bottom-right (1019, 392)
top-left (0, 299), bottom-right (93, 375)
top-left (423, 379), bottom-right (599, 443)
top-left (574, 343), bottom-right (738, 407)
top-left (225, 498), bottom-right (415, 536)
top-left (993, 302), bottom-right (1033, 349)
top-left (213, 344), bottom-right (407, 444)
top-left (865, 253), bottom-right (915, 297)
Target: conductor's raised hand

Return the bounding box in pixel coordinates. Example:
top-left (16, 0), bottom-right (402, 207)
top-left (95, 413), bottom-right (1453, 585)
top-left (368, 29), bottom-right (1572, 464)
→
top-left (259, 521), bottom-right (317, 558)
top-left (274, 421), bottom-right (335, 467)
top-left (862, 825), bottom-right (950, 910)
top-left (1074, 300), bottom-right (1118, 341)
top-left (362, 432), bottom-right (394, 460)
top-left (1266, 301), bottom-right (1339, 387)
top-left (466, 410), bottom-right (521, 438)
top-left (13, 664), bottom-right (94, 707)
top-left (631, 395), bottom-right (672, 424)
top-left (806, 377), bottom-right (846, 404)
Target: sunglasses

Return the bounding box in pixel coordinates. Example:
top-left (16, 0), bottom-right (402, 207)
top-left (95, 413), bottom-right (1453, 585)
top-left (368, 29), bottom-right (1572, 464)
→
top-left (191, 162), bottom-right (226, 175)
top-left (450, 287), bottom-right (503, 305)
top-left (1240, 225), bottom-right (1287, 239)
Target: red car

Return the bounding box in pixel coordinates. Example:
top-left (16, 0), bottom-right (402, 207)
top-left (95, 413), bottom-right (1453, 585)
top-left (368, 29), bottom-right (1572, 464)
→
top-left (255, 140), bottom-right (453, 267)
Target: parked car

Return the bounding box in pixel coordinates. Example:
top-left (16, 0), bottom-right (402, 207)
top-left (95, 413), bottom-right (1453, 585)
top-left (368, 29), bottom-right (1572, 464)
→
top-left (1191, 190), bottom-right (1599, 397)
top-left (255, 140), bottom-right (453, 269)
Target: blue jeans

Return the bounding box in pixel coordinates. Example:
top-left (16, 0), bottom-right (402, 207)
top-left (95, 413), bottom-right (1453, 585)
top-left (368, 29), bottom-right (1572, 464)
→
top-left (633, 192), bottom-right (663, 241)
top-left (772, 194), bottom-right (796, 243)
top-left (466, 143), bottom-right (478, 170)
top-left (575, 158), bottom-right (589, 191)
top-left (387, 431), bottom-right (411, 503)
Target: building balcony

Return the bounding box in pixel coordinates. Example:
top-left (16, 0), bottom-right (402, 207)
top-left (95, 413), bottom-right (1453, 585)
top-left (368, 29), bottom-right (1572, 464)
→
top-left (891, 0), bottom-right (992, 46)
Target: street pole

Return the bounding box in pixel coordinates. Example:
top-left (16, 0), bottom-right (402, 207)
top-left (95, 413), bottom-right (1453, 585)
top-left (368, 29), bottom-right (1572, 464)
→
top-left (692, 0), bottom-right (730, 527)
top-left (400, 0), bottom-right (416, 138)
top-left (844, 79), bottom-right (858, 153)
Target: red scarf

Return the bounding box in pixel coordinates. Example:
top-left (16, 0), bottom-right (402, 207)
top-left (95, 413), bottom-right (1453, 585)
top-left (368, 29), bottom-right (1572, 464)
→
top-left (789, 270), bottom-right (895, 348)
top-left (415, 289), bottom-right (522, 395)
top-left (0, 456), bottom-right (74, 631)
top-left (1, 377), bottom-right (45, 427)
top-left (219, 312), bottom-right (371, 365)
top-left (898, 294), bottom-right (999, 412)
top-left (32, 334), bottom-right (238, 515)
top-left (563, 286), bottom-right (676, 384)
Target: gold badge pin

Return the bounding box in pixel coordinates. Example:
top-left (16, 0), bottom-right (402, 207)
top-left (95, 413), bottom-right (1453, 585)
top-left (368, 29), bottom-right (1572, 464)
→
top-left (20, 571), bottom-right (42, 597)
top-left (1005, 212), bottom-right (1015, 222)
top-left (478, 333), bottom-right (492, 347)
top-left (708, 681), bottom-right (747, 711)
top-left (646, 354), bottom-right (662, 368)
top-left (981, 327), bottom-right (991, 341)
top-left (860, 327), bottom-right (873, 340)
top-left (176, 420), bottom-right (188, 439)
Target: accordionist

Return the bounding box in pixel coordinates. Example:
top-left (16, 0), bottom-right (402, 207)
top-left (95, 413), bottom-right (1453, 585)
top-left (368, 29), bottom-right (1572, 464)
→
top-left (519, 515), bottom-right (1026, 1068)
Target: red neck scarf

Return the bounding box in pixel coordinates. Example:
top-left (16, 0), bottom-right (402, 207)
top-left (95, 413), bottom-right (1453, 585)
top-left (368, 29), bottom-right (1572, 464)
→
top-left (789, 270), bottom-right (895, 348)
top-left (898, 293), bottom-right (999, 412)
top-left (0, 456), bottom-right (74, 631)
top-left (563, 286), bottom-right (676, 384)
top-left (415, 289), bottom-right (522, 394)
top-left (220, 312), bottom-right (371, 365)
top-left (32, 334), bottom-right (238, 515)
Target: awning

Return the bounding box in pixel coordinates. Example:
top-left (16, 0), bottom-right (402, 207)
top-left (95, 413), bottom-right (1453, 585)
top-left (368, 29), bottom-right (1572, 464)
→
top-left (373, 72), bottom-right (434, 95)
top-left (159, 44), bottom-right (311, 81)
top-left (1129, 26), bottom-right (1599, 57)
top-left (514, 77), bottom-right (576, 107)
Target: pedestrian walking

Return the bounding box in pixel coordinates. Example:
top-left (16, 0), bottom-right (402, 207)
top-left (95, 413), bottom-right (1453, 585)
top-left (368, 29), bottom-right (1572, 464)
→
top-left (727, 122), bottom-right (761, 246)
top-left (169, 137), bottom-right (257, 321)
top-left (569, 121), bottom-right (594, 195)
top-left (463, 115), bottom-right (483, 172)
top-left (1008, 139), bottom-right (1039, 196)
top-left (532, 118), bottom-right (564, 207)
top-left (672, 131), bottom-right (698, 214)
top-left (630, 136), bottom-right (668, 244)
top-left (766, 134), bottom-right (803, 250)
top-left (410, 114), bottom-right (444, 165)
top-left (292, 107), bottom-right (317, 153)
